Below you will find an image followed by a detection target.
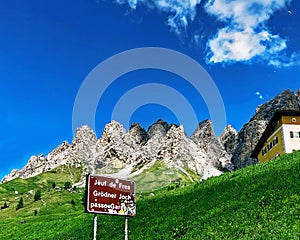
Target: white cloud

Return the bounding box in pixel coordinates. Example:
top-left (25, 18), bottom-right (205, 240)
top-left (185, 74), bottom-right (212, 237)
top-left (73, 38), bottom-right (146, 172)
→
top-left (207, 27), bottom-right (267, 63)
top-left (155, 0), bottom-right (201, 33)
top-left (114, 0), bottom-right (201, 34)
top-left (255, 91), bottom-right (264, 100)
top-left (204, 0), bottom-right (297, 67)
top-left (205, 0), bottom-right (290, 28)
top-left (114, 0), bottom-right (299, 68)
top-left (115, 0), bottom-right (141, 9)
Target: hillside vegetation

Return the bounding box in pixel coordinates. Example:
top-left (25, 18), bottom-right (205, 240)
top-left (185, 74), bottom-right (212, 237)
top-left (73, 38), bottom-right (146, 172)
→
top-left (0, 151), bottom-right (300, 239)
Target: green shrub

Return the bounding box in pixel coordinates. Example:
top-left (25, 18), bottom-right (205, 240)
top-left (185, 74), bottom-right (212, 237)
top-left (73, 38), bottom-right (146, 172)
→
top-left (1, 202), bottom-right (9, 209)
top-left (16, 197), bottom-right (24, 210)
top-left (34, 190), bottom-right (42, 201)
top-left (64, 182), bottom-right (71, 190)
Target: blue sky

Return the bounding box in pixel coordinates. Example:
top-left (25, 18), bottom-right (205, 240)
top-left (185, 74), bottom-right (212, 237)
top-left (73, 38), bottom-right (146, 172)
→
top-left (0, 0), bottom-right (299, 180)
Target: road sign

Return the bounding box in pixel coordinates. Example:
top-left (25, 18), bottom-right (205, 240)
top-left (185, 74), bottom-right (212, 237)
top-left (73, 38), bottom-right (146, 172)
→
top-left (86, 175), bottom-right (136, 216)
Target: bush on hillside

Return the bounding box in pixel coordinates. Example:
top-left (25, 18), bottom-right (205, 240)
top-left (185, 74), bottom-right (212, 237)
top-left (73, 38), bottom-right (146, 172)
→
top-left (1, 202), bottom-right (9, 209)
top-left (64, 182), bottom-right (71, 190)
top-left (16, 197), bottom-right (23, 210)
top-left (34, 190), bottom-right (42, 201)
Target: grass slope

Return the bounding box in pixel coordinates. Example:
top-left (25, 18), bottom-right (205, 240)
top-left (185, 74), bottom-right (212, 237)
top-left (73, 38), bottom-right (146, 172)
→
top-left (0, 151), bottom-right (300, 239)
top-left (132, 160), bottom-right (198, 192)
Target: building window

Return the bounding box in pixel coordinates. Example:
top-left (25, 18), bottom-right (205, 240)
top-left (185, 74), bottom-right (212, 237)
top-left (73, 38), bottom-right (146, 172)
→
top-left (290, 131), bottom-right (300, 138)
top-left (273, 136), bottom-right (278, 146)
top-left (267, 142), bottom-right (273, 151)
top-left (262, 147), bottom-right (267, 156)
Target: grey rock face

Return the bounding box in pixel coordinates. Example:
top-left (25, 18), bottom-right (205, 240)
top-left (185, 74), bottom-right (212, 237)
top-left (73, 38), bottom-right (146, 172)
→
top-left (3, 89), bottom-right (300, 184)
top-left (252, 89), bottom-right (299, 121)
top-left (159, 124), bottom-right (205, 175)
top-left (190, 120), bottom-right (214, 152)
top-left (232, 120), bottom-right (266, 169)
top-left (219, 125), bottom-right (238, 156)
top-left (147, 119), bottom-right (169, 139)
top-left (232, 89), bottom-right (300, 169)
top-left (1, 119), bottom-right (235, 183)
top-left (191, 120), bottom-right (234, 172)
top-left (129, 123), bottom-right (147, 145)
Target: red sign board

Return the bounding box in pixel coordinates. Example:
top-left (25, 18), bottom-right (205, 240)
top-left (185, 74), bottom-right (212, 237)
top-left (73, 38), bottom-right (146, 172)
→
top-left (86, 175), bottom-right (136, 216)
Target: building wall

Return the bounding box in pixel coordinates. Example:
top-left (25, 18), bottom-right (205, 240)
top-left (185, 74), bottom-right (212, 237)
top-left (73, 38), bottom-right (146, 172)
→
top-left (257, 115), bottom-right (300, 162)
top-left (258, 126), bottom-right (285, 162)
top-left (282, 124), bottom-right (300, 153)
top-left (281, 115), bottom-right (300, 125)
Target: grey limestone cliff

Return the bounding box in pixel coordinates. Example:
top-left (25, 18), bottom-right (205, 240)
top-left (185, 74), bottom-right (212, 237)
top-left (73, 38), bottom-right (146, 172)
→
top-left (3, 89), bottom-right (299, 184)
top-left (2, 119), bottom-right (235, 184)
top-left (232, 89), bottom-right (300, 169)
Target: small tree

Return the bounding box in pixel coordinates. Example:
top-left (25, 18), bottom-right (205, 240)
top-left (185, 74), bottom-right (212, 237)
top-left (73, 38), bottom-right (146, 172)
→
top-left (64, 182), bottom-right (71, 190)
top-left (16, 197), bottom-right (24, 210)
top-left (34, 190), bottom-right (41, 201)
top-left (1, 202), bottom-right (9, 209)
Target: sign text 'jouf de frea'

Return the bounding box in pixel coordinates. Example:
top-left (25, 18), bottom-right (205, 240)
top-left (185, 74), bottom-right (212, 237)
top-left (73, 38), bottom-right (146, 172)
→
top-left (86, 175), bottom-right (136, 217)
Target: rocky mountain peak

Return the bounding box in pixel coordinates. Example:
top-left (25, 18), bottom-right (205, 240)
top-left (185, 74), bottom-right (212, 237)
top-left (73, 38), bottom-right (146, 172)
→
top-left (233, 89), bottom-right (300, 169)
top-left (100, 120), bottom-right (127, 146)
top-left (147, 119), bottom-right (169, 138)
top-left (192, 119), bottom-right (214, 135)
top-left (47, 141), bottom-right (70, 160)
top-left (2, 88), bottom-right (300, 186)
top-left (71, 126), bottom-right (97, 167)
top-left (296, 89), bottom-right (300, 106)
top-left (253, 89), bottom-right (299, 121)
top-left (129, 123), bottom-right (147, 145)
top-left (219, 125), bottom-right (238, 155)
top-left (190, 119), bottom-right (214, 151)
top-left (165, 124), bottom-right (186, 139)
top-left (1, 116), bottom-right (236, 185)
top-left (72, 125), bottom-right (97, 145)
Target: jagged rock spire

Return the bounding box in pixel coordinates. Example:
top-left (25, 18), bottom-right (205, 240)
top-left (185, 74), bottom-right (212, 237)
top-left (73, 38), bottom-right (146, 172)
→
top-left (233, 89), bottom-right (300, 169)
top-left (4, 89), bottom-right (299, 184)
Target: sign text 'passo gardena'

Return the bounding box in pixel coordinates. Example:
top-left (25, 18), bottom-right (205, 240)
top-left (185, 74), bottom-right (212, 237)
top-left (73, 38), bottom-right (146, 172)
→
top-left (86, 175), bottom-right (136, 216)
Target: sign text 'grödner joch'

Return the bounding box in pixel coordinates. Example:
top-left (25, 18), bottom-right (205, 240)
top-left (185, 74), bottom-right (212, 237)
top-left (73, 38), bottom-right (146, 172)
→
top-left (86, 175), bottom-right (136, 216)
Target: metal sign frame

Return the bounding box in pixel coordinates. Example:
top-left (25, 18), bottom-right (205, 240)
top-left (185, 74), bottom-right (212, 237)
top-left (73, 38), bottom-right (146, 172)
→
top-left (86, 174), bottom-right (136, 217)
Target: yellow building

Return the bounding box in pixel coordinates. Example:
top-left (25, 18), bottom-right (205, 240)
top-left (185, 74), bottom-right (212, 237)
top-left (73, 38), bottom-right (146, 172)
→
top-left (251, 110), bottom-right (300, 162)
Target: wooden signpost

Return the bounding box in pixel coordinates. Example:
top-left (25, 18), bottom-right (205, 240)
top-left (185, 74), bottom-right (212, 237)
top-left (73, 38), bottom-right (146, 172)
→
top-left (86, 175), bottom-right (136, 239)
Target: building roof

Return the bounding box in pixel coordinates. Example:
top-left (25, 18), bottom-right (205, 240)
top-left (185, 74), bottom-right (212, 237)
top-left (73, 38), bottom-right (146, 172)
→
top-left (250, 110), bottom-right (300, 158)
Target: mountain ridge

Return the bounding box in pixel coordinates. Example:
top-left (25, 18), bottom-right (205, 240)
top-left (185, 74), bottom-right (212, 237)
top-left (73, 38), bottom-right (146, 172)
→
top-left (1, 119), bottom-right (234, 186)
top-left (2, 89), bottom-right (300, 187)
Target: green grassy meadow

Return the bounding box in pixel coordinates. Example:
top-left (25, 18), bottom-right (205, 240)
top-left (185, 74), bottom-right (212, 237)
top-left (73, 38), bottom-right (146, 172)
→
top-left (0, 151), bottom-right (300, 239)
